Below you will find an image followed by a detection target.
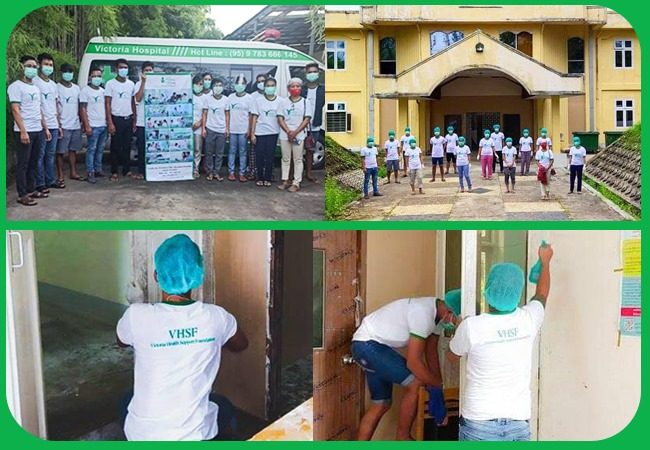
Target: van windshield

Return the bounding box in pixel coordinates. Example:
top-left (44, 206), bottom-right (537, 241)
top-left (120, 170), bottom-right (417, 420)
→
top-left (88, 59), bottom-right (278, 96)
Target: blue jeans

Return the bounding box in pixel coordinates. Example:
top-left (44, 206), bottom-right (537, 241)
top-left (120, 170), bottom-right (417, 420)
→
top-left (36, 127), bottom-right (59, 188)
top-left (457, 164), bottom-right (471, 189)
top-left (351, 340), bottom-right (415, 403)
top-left (86, 126), bottom-right (107, 174)
top-left (228, 133), bottom-right (247, 175)
top-left (363, 167), bottom-right (379, 196)
top-left (459, 417), bottom-right (530, 441)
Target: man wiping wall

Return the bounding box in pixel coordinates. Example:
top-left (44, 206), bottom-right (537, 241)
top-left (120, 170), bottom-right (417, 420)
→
top-left (116, 234), bottom-right (249, 441)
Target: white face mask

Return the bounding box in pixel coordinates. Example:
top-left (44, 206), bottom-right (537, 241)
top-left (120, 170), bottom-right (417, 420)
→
top-left (213, 86), bottom-right (223, 96)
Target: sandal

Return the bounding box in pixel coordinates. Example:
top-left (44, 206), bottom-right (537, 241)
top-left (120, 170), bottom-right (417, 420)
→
top-left (239, 175), bottom-right (248, 183)
top-left (256, 181), bottom-right (264, 187)
top-left (306, 176), bottom-right (321, 184)
top-left (264, 181), bottom-right (272, 187)
top-left (278, 181), bottom-right (290, 191)
top-left (206, 174), bottom-right (214, 181)
top-left (50, 180), bottom-right (66, 189)
top-left (228, 173), bottom-right (236, 181)
top-left (17, 197), bottom-right (37, 206)
top-left (132, 173), bottom-right (144, 180)
top-left (215, 175), bottom-right (224, 182)
top-left (39, 188), bottom-right (50, 194)
top-left (288, 185), bottom-right (300, 193)
top-left (70, 175), bottom-right (86, 181)
top-left (109, 174), bottom-right (119, 182)
top-left (30, 191), bottom-right (48, 199)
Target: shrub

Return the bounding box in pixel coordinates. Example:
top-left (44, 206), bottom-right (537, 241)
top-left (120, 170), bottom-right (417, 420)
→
top-left (325, 176), bottom-right (359, 220)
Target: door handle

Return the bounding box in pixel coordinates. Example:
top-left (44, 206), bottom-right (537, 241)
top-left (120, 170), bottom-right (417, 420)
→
top-left (8, 231), bottom-right (24, 269)
top-left (342, 354), bottom-right (356, 365)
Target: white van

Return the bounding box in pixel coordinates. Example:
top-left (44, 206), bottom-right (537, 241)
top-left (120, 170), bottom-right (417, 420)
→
top-left (79, 37), bottom-right (326, 168)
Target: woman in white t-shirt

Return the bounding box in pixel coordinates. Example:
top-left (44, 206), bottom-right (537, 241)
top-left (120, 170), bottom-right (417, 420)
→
top-left (535, 141), bottom-right (554, 200)
top-left (227, 74), bottom-right (252, 182)
top-left (191, 75), bottom-right (206, 179)
top-left (454, 136), bottom-right (472, 193)
top-left (478, 129), bottom-right (495, 179)
top-left (201, 79), bottom-right (230, 181)
top-left (250, 78), bottom-right (281, 186)
top-left (405, 137), bottom-right (424, 194)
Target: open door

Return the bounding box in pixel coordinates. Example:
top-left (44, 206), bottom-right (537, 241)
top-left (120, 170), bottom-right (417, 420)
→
top-left (313, 231), bottom-right (363, 440)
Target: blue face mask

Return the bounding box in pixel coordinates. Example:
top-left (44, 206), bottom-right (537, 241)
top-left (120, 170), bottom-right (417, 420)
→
top-left (234, 84), bottom-right (246, 94)
top-left (264, 86), bottom-right (276, 96)
top-left (41, 66), bottom-right (54, 77)
top-left (118, 68), bottom-right (129, 78)
top-left (91, 77), bottom-right (102, 87)
top-left (62, 72), bottom-right (74, 82)
top-left (306, 72), bottom-right (319, 83)
top-left (193, 85), bottom-right (203, 94)
top-left (24, 67), bottom-right (38, 79)
top-left (203, 80), bottom-right (212, 89)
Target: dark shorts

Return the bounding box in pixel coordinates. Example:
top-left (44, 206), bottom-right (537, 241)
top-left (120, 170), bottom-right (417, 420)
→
top-left (386, 159), bottom-right (400, 172)
top-left (57, 128), bottom-right (82, 154)
top-left (446, 152), bottom-right (456, 162)
top-left (432, 156), bottom-right (444, 166)
top-left (351, 340), bottom-right (415, 404)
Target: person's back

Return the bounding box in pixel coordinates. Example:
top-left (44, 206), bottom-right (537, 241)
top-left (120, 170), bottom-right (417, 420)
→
top-left (118, 300), bottom-right (236, 440)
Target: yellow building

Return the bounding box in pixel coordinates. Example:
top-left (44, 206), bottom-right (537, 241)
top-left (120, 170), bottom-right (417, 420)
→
top-left (325, 6), bottom-right (640, 151)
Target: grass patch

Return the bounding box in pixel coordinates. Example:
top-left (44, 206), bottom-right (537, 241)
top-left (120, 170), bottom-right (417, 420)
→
top-left (618, 122), bottom-right (641, 149)
top-left (584, 176), bottom-right (640, 219)
top-left (325, 176), bottom-right (360, 221)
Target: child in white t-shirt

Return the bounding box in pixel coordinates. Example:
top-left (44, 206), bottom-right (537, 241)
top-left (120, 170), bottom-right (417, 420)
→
top-left (399, 127), bottom-right (413, 178)
top-left (502, 137), bottom-right (518, 193)
top-left (518, 128), bottom-right (534, 176)
top-left (405, 137), bottom-right (424, 194)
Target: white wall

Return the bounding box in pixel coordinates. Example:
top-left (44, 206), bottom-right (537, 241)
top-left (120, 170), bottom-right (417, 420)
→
top-left (531, 230), bottom-right (641, 440)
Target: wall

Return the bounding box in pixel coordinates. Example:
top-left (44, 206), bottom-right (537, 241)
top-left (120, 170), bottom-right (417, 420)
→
top-left (363, 230), bottom-right (438, 440)
top-left (530, 230), bottom-right (641, 440)
top-left (34, 231), bottom-right (130, 304)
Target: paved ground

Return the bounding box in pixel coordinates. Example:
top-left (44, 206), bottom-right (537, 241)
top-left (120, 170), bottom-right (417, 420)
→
top-left (346, 157), bottom-right (625, 222)
top-left (6, 165), bottom-right (324, 221)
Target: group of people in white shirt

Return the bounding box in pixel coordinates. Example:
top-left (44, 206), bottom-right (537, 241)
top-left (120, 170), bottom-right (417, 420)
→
top-left (360, 124), bottom-right (587, 201)
top-left (8, 54), bottom-right (324, 206)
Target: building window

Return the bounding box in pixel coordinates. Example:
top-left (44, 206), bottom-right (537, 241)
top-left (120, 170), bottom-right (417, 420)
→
top-left (615, 99), bottom-right (634, 128)
top-left (429, 31), bottom-right (464, 56)
top-left (326, 40), bottom-right (346, 70)
top-left (499, 31), bottom-right (533, 57)
top-left (379, 37), bottom-right (396, 75)
top-left (567, 37), bottom-right (585, 74)
top-left (614, 39), bottom-right (633, 68)
top-left (326, 102), bottom-right (349, 132)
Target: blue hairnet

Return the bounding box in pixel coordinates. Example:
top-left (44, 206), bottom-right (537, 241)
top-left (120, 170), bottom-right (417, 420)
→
top-left (484, 263), bottom-right (524, 312)
top-left (154, 234), bottom-right (204, 295)
top-left (444, 289), bottom-right (461, 316)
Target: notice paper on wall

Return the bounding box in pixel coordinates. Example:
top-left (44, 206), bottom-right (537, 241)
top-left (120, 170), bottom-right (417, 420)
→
top-left (144, 73), bottom-right (194, 181)
top-left (619, 230), bottom-right (641, 337)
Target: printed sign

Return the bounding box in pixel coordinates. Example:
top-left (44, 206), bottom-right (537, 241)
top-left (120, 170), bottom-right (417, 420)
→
top-left (144, 73), bottom-right (194, 181)
top-left (619, 230), bottom-right (641, 336)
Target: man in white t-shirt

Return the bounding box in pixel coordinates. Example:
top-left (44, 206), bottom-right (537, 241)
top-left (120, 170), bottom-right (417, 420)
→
top-left (568, 136), bottom-right (587, 194)
top-left (406, 137), bottom-right (424, 194)
top-left (302, 62), bottom-right (324, 183)
top-left (383, 130), bottom-right (401, 184)
top-left (360, 136), bottom-right (382, 199)
top-left (399, 127), bottom-right (413, 178)
top-left (105, 58), bottom-right (136, 180)
top-left (56, 63), bottom-right (83, 182)
top-left (448, 243), bottom-right (553, 441)
top-left (444, 126), bottom-right (459, 175)
top-left (490, 124), bottom-right (505, 173)
top-left (133, 61), bottom-right (154, 180)
top-left (352, 295), bottom-right (458, 440)
top-left (429, 126), bottom-right (446, 182)
top-left (79, 66), bottom-right (107, 183)
top-left (33, 52), bottom-right (61, 191)
top-left (117, 234), bottom-right (248, 441)
top-left (518, 128), bottom-right (534, 176)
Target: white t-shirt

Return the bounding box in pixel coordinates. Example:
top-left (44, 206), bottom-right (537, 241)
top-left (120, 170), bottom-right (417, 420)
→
top-left (400, 134), bottom-right (412, 152)
top-left (479, 138), bottom-right (494, 156)
top-left (57, 83), bottom-right (80, 130)
top-left (33, 76), bottom-right (59, 129)
top-left (536, 137), bottom-right (552, 150)
top-left (203, 95), bottom-right (229, 133)
top-left (116, 301), bottom-right (237, 441)
top-left (406, 146), bottom-right (423, 170)
top-left (445, 133), bottom-right (458, 152)
top-left (519, 136), bottom-right (533, 152)
top-left (353, 297), bottom-right (442, 349)
top-left (7, 80), bottom-right (43, 132)
top-left (192, 94), bottom-right (206, 136)
top-left (430, 136), bottom-right (446, 158)
top-left (251, 95), bottom-right (280, 136)
top-left (134, 81), bottom-right (146, 127)
top-left (502, 145), bottom-right (518, 166)
top-left (360, 146), bottom-right (378, 169)
top-left (455, 145), bottom-right (471, 166)
top-left (491, 132), bottom-right (505, 151)
top-left (450, 301), bottom-right (545, 421)
top-left (384, 139), bottom-right (400, 161)
top-left (535, 149), bottom-right (554, 169)
top-left (277, 96), bottom-right (312, 141)
top-left (105, 78), bottom-right (135, 117)
top-left (306, 86), bottom-right (321, 132)
top-left (227, 93), bottom-right (252, 135)
top-left (569, 145), bottom-right (587, 166)
top-left (79, 85), bottom-right (106, 128)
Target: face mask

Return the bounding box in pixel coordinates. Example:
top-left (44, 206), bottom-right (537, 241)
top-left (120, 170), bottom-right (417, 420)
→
top-left (42, 66), bottom-right (54, 77)
top-left (91, 77), bottom-right (103, 87)
top-left (523, 132), bottom-right (529, 137)
top-left (506, 142), bottom-right (513, 147)
top-left (193, 85), bottom-right (203, 94)
top-left (484, 133), bottom-right (490, 138)
top-left (288, 87), bottom-right (301, 97)
top-left (203, 80), bottom-right (212, 89)
top-left (24, 67), bottom-right (38, 79)
top-left (495, 128), bottom-right (500, 132)
top-left (257, 82), bottom-right (265, 91)
top-left (434, 132), bottom-right (440, 137)
top-left (459, 140), bottom-right (465, 146)
top-left (306, 72), bottom-right (319, 83)
top-left (405, 132), bottom-right (410, 136)
top-left (389, 136), bottom-right (394, 141)
top-left (410, 143), bottom-right (416, 149)
top-left (234, 84), bottom-right (246, 94)
top-left (541, 133), bottom-right (547, 138)
top-left (118, 68), bottom-right (128, 78)
top-left (264, 86), bottom-right (276, 96)
top-left (213, 86), bottom-right (223, 96)
top-left (62, 72), bottom-right (74, 82)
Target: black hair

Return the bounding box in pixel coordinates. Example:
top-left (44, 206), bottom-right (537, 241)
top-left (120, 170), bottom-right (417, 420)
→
top-left (192, 74), bottom-right (203, 85)
top-left (201, 72), bottom-right (212, 79)
top-left (89, 66), bottom-right (102, 75)
top-left (141, 61), bottom-right (154, 71)
top-left (255, 73), bottom-right (267, 82)
top-left (20, 55), bottom-right (36, 64)
top-left (211, 78), bottom-right (224, 87)
top-left (37, 53), bottom-right (54, 64)
top-left (235, 74), bottom-right (247, 85)
top-left (60, 63), bottom-right (74, 73)
top-left (115, 58), bottom-right (128, 67)
top-left (264, 77), bottom-right (277, 86)
top-left (305, 62), bottom-right (319, 71)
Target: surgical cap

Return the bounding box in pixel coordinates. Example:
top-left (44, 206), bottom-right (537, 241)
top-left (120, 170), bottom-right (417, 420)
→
top-left (409, 137), bottom-right (417, 144)
top-left (367, 136), bottom-right (375, 144)
top-left (484, 263), bottom-right (524, 312)
top-left (505, 137), bottom-right (513, 143)
top-left (458, 136), bottom-right (466, 144)
top-left (573, 136), bottom-right (581, 145)
top-left (444, 289), bottom-right (461, 316)
top-left (447, 126), bottom-right (454, 132)
top-left (541, 127), bottom-right (548, 133)
top-left (405, 127), bottom-right (411, 132)
top-left (388, 130), bottom-right (395, 136)
top-left (154, 234), bottom-right (204, 295)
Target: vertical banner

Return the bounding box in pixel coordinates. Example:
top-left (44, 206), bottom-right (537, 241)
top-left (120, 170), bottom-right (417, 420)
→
top-left (144, 73), bottom-right (194, 181)
top-left (619, 230), bottom-right (641, 336)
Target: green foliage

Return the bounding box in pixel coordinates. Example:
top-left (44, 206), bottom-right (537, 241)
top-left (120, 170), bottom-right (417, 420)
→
top-left (117, 5), bottom-right (222, 40)
top-left (584, 177), bottom-right (640, 220)
top-left (618, 122), bottom-right (641, 149)
top-left (325, 177), bottom-right (360, 221)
